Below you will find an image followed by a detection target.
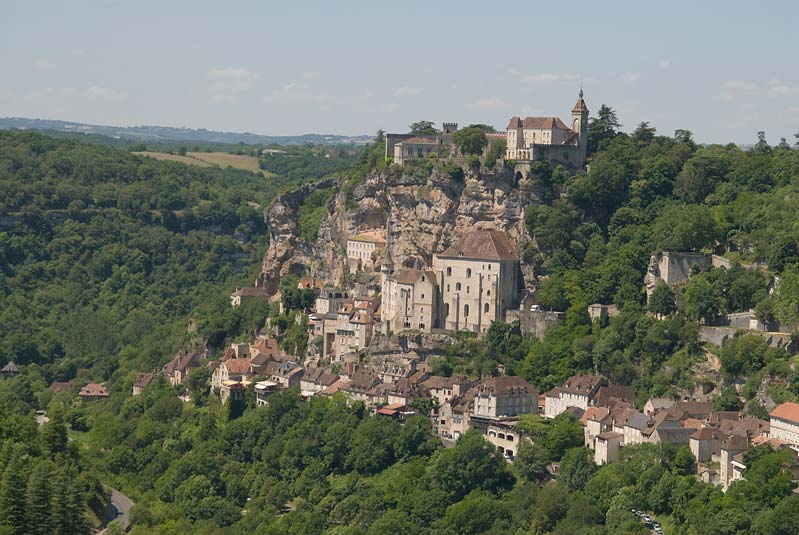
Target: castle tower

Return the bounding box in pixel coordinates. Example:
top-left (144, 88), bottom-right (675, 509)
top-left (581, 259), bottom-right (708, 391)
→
top-left (442, 122), bottom-right (458, 135)
top-left (380, 213), bottom-right (395, 331)
top-left (571, 88), bottom-right (589, 167)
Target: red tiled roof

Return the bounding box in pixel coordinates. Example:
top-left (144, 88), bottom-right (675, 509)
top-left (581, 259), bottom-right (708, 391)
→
top-left (224, 358), bottom-right (252, 375)
top-left (771, 402), bottom-right (799, 423)
top-left (79, 382), bottom-right (108, 398)
top-left (507, 116), bottom-right (571, 130)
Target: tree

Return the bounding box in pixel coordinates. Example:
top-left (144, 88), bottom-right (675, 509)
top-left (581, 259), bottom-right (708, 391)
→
top-left (25, 462), bottom-right (51, 535)
top-left (409, 121), bottom-right (437, 135)
top-left (672, 446), bottom-right (696, 476)
top-left (713, 387), bottom-right (742, 411)
top-left (648, 283), bottom-right (676, 317)
top-left (427, 430), bottom-right (513, 501)
top-left (0, 456), bottom-right (26, 534)
top-left (558, 447), bottom-right (596, 492)
top-left (452, 127), bottom-right (488, 156)
top-left (394, 415), bottom-right (439, 460)
top-left (632, 122), bottom-right (656, 144)
top-left (515, 440), bottom-right (550, 482)
top-left (186, 366), bottom-right (211, 405)
top-left (754, 131), bottom-right (772, 155)
top-left (375, 129), bottom-right (385, 143)
top-left (347, 416), bottom-right (400, 474)
top-left (587, 105), bottom-right (621, 155)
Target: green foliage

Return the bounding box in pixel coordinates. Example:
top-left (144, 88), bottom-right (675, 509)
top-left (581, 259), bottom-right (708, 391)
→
top-left (451, 127), bottom-right (488, 156)
top-left (297, 187), bottom-right (335, 243)
top-left (409, 121), bottom-right (437, 135)
top-left (648, 283), bottom-right (676, 316)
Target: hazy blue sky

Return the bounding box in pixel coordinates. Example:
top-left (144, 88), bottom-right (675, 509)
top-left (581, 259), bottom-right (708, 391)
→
top-left (1, 0), bottom-right (797, 143)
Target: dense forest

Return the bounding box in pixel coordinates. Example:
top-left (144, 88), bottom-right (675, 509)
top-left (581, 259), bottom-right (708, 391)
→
top-left (3, 120), bottom-right (799, 534)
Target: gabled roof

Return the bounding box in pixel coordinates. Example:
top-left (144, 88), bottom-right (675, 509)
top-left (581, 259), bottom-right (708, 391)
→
top-left (478, 376), bottom-right (537, 396)
top-left (561, 374), bottom-right (604, 396)
top-left (394, 269), bottom-right (436, 285)
top-left (594, 386), bottom-right (636, 408)
top-left (224, 358), bottom-right (252, 375)
top-left (582, 406), bottom-right (610, 425)
top-left (133, 372), bottom-right (156, 389)
top-left (231, 287), bottom-right (271, 297)
top-left (1, 361), bottom-right (19, 373)
top-left (79, 382), bottom-right (108, 398)
top-left (653, 427), bottom-right (696, 444)
top-left (437, 231), bottom-right (517, 261)
top-left (164, 351), bottom-right (202, 375)
top-left (507, 116), bottom-right (571, 130)
top-left (770, 402), bottom-right (799, 424)
top-left (400, 136), bottom-right (438, 145)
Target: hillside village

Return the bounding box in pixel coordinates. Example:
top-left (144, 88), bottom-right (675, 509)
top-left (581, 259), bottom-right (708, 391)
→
top-left (21, 92), bottom-right (791, 500)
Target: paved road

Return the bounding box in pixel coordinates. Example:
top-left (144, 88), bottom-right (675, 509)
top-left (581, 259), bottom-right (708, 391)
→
top-left (98, 489), bottom-right (133, 534)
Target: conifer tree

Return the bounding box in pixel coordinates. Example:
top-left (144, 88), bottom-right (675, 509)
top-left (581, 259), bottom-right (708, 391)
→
top-left (0, 456), bottom-right (28, 534)
top-left (25, 461), bottom-right (52, 535)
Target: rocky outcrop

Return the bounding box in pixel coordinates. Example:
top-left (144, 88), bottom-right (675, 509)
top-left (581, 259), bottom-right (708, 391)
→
top-left (258, 166), bottom-right (545, 294)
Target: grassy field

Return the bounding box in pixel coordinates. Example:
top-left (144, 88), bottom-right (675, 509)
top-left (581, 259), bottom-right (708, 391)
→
top-left (134, 151), bottom-right (273, 175)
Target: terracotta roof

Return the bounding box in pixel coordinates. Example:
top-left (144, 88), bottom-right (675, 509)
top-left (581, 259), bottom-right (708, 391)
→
top-left (721, 434), bottom-right (748, 452)
top-left (438, 231), bottom-right (517, 261)
top-left (597, 431), bottom-right (623, 440)
top-left (224, 358), bottom-right (252, 375)
top-left (164, 351), bottom-right (202, 375)
top-left (350, 231), bottom-right (386, 245)
top-left (581, 406), bottom-right (610, 425)
top-left (79, 382), bottom-right (108, 398)
top-left (506, 116), bottom-right (571, 130)
top-left (545, 387), bottom-right (562, 398)
top-left (771, 402), bottom-right (799, 424)
top-left (720, 417), bottom-right (769, 438)
top-left (321, 378), bottom-right (350, 396)
top-left (690, 427), bottom-right (724, 441)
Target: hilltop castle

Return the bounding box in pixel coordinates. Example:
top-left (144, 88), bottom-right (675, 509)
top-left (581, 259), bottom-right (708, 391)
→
top-left (505, 90), bottom-right (589, 170)
top-left (383, 91), bottom-right (589, 171)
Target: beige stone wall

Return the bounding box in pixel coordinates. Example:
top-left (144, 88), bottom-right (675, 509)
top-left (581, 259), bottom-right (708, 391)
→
top-left (434, 257), bottom-right (518, 333)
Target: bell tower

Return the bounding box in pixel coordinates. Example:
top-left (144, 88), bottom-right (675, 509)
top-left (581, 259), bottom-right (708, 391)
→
top-left (571, 88), bottom-right (589, 167)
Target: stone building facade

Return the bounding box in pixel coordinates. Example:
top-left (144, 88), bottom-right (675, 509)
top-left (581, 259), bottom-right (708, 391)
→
top-left (505, 91), bottom-right (589, 171)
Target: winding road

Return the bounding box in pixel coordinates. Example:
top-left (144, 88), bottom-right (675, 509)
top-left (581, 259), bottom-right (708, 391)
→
top-left (97, 489), bottom-right (133, 534)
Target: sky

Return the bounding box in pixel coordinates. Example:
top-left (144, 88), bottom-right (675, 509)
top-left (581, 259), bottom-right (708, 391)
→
top-left (1, 0), bottom-right (798, 144)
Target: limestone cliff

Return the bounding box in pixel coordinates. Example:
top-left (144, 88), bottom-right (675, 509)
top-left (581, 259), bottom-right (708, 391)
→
top-left (258, 166), bottom-right (545, 293)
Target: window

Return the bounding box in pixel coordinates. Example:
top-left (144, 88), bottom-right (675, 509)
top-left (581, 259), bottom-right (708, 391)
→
top-left (421, 275), bottom-right (425, 282)
top-left (445, 303), bottom-right (450, 316)
top-left (446, 267), bottom-right (452, 276)
top-left (487, 290), bottom-right (491, 296)
top-left (421, 293), bottom-right (425, 299)
top-left (464, 304), bottom-right (469, 317)
top-left (484, 303), bottom-right (489, 314)
top-left (466, 268), bottom-right (472, 278)
top-left (447, 284), bottom-right (450, 292)
top-left (488, 264), bottom-right (491, 270)
top-left (456, 283), bottom-right (461, 291)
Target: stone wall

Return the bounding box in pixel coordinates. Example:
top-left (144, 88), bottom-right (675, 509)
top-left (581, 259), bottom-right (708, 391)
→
top-left (699, 326), bottom-right (797, 353)
top-left (506, 309), bottom-right (566, 340)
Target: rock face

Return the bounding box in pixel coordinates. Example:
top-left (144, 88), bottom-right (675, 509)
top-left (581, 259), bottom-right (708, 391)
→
top-left (258, 166), bottom-right (545, 294)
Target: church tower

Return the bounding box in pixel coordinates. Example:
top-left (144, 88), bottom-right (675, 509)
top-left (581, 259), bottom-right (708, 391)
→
top-left (380, 213), bottom-right (395, 331)
top-left (571, 88), bottom-right (589, 168)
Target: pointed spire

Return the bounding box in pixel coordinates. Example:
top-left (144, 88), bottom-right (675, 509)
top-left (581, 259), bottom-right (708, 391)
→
top-left (572, 86), bottom-right (588, 114)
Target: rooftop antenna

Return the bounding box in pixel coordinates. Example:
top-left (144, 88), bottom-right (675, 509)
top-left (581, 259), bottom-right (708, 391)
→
top-left (579, 76), bottom-right (583, 98)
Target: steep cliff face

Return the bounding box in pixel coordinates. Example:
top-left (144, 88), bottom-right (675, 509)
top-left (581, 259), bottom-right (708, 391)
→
top-left (258, 166), bottom-right (545, 293)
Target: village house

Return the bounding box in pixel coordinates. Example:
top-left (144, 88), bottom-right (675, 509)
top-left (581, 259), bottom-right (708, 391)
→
top-left (211, 358), bottom-right (253, 390)
top-left (335, 303), bottom-right (375, 358)
top-left (473, 376), bottom-right (538, 418)
top-left (346, 230), bottom-right (386, 272)
top-left (132, 372), bottom-right (155, 396)
top-left (690, 427), bottom-right (726, 462)
top-left (424, 375), bottom-right (476, 406)
top-left (254, 380), bottom-right (279, 406)
top-left (163, 351), bottom-right (203, 386)
top-left (594, 431), bottom-right (623, 465)
top-left (383, 122), bottom-right (460, 166)
top-left (264, 360), bottom-right (304, 389)
top-left (769, 402), bottom-right (799, 445)
top-left (544, 373), bottom-right (605, 418)
top-left (229, 286), bottom-right (271, 307)
top-left (437, 389), bottom-right (477, 440)
top-left (79, 382), bottom-right (109, 401)
top-left (387, 379), bottom-right (430, 407)
top-left (300, 367), bottom-right (339, 397)
top-left (485, 420), bottom-right (524, 459)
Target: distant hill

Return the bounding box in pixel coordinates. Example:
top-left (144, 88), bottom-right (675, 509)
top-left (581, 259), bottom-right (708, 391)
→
top-left (0, 117), bottom-right (373, 146)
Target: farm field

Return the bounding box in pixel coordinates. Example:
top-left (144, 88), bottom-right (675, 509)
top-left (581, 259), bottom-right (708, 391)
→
top-left (134, 150), bottom-right (272, 175)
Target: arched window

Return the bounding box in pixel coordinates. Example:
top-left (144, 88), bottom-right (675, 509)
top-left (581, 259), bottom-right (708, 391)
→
top-left (446, 267), bottom-right (452, 276)
top-left (484, 303), bottom-right (489, 314)
top-left (456, 283), bottom-right (461, 291)
top-left (464, 304), bottom-right (470, 317)
top-left (466, 268), bottom-right (472, 278)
